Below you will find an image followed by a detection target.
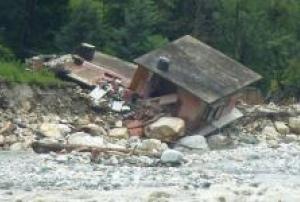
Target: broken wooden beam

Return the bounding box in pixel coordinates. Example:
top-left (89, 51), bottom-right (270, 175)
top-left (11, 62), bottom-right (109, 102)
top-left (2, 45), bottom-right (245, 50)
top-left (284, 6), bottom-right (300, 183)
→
top-left (31, 141), bottom-right (160, 158)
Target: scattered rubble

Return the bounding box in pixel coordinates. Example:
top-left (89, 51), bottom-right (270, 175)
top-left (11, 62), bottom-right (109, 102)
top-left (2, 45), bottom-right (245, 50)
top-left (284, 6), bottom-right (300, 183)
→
top-left (0, 81), bottom-right (300, 170)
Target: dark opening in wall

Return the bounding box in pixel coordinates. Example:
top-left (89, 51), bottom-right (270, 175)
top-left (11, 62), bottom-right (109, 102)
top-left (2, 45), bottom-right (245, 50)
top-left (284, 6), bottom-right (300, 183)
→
top-left (149, 74), bottom-right (177, 97)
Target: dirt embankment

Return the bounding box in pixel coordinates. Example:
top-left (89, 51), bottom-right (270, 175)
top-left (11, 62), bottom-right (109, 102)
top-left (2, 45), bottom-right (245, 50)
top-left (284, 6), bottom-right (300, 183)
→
top-left (0, 82), bottom-right (92, 117)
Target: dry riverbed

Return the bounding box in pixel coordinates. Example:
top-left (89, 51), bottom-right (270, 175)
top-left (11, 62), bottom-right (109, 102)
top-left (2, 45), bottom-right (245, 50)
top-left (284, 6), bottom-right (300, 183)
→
top-left (1, 142), bottom-right (300, 202)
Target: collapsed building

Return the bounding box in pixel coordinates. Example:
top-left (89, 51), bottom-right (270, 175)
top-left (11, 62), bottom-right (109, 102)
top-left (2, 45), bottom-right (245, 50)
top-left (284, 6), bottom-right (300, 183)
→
top-left (28, 35), bottom-right (262, 136)
top-left (129, 35), bottom-right (262, 135)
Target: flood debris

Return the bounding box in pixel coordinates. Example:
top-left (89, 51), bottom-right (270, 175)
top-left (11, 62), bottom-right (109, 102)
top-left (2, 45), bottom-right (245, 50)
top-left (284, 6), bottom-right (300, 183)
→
top-left (129, 35), bottom-right (262, 134)
top-left (19, 35), bottom-right (275, 166)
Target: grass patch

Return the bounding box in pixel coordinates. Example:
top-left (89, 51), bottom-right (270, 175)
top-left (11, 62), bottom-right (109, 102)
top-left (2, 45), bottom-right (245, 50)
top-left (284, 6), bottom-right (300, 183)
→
top-left (0, 60), bottom-right (64, 87)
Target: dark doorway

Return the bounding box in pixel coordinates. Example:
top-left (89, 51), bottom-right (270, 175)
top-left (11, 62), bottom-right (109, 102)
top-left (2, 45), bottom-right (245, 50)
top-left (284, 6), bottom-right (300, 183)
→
top-left (149, 74), bottom-right (177, 97)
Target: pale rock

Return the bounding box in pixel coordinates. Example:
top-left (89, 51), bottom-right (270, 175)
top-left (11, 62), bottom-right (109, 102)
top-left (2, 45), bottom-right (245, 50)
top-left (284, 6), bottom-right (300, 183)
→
top-left (0, 121), bottom-right (15, 135)
top-left (274, 121), bottom-right (290, 135)
top-left (262, 126), bottom-right (281, 140)
top-left (0, 135), bottom-right (4, 145)
top-left (138, 139), bottom-right (167, 153)
top-left (285, 134), bottom-right (298, 143)
top-left (207, 134), bottom-right (231, 149)
top-left (21, 101), bottom-right (32, 112)
top-left (9, 142), bottom-right (25, 151)
top-left (109, 128), bottom-right (129, 139)
top-left (5, 135), bottom-right (18, 145)
top-left (68, 132), bottom-right (104, 147)
top-left (148, 191), bottom-right (171, 202)
top-left (177, 135), bottom-right (209, 150)
top-left (80, 124), bottom-right (107, 136)
top-left (289, 117), bottom-right (300, 134)
top-left (145, 117), bottom-right (185, 142)
top-left (55, 155), bottom-right (68, 163)
top-left (161, 149), bottom-right (184, 164)
top-left (75, 115), bottom-right (91, 126)
top-left (39, 123), bottom-right (71, 139)
top-left (115, 120), bottom-right (123, 128)
top-left (294, 104), bottom-right (300, 113)
top-left (267, 140), bottom-right (279, 148)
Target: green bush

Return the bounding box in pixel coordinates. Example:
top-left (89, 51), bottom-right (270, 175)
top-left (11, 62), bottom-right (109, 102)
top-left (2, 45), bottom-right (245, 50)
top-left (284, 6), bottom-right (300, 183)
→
top-left (0, 60), bottom-right (63, 87)
top-left (0, 44), bottom-right (15, 61)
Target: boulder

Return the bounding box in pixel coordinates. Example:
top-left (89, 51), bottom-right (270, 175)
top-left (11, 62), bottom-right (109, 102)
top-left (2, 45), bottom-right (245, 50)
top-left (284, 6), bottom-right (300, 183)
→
top-left (80, 124), bottom-right (107, 136)
top-left (206, 134), bottom-right (231, 149)
top-left (289, 117), bottom-right (300, 134)
top-left (274, 121), bottom-right (290, 135)
top-left (262, 126), bottom-right (281, 140)
top-left (109, 128), bottom-right (129, 139)
top-left (285, 134), bottom-right (299, 143)
top-left (138, 139), bottom-right (168, 153)
top-left (145, 117), bottom-right (185, 142)
top-left (160, 149), bottom-right (184, 164)
top-left (67, 132), bottom-right (104, 147)
top-left (0, 121), bottom-right (15, 135)
top-left (9, 142), bottom-right (25, 151)
top-left (177, 135), bottom-right (209, 150)
top-left (4, 135), bottom-right (18, 145)
top-left (0, 135), bottom-right (4, 145)
top-left (239, 135), bottom-right (259, 145)
top-left (267, 140), bottom-right (280, 148)
top-left (39, 123), bottom-right (71, 139)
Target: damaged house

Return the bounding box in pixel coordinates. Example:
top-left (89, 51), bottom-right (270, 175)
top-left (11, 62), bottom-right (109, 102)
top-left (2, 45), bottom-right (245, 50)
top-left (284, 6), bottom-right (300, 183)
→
top-left (130, 35), bottom-right (262, 135)
top-left (64, 43), bottom-right (137, 87)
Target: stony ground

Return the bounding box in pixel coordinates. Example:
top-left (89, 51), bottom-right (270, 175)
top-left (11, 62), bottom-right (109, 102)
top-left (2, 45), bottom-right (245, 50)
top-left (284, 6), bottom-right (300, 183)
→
top-left (1, 84), bottom-right (300, 201)
top-left (1, 142), bottom-right (300, 201)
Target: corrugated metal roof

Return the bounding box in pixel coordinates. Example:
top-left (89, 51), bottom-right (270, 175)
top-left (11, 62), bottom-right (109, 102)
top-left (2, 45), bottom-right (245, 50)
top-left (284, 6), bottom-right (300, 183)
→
top-left (134, 35), bottom-right (262, 104)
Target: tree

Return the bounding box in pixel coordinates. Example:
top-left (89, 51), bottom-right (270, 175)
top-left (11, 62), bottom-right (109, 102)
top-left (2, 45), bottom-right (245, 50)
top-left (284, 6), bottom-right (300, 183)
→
top-left (55, 0), bottom-right (106, 53)
top-left (0, 0), bottom-right (68, 57)
top-left (104, 0), bottom-right (168, 59)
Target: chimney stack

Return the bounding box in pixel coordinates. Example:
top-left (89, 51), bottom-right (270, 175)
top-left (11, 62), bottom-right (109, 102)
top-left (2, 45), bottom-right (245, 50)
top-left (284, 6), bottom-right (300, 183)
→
top-left (157, 56), bottom-right (170, 72)
top-left (76, 43), bottom-right (95, 61)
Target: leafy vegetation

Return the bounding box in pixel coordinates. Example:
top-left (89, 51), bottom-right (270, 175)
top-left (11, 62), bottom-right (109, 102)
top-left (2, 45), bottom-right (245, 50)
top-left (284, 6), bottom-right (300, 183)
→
top-left (0, 0), bottom-right (299, 93)
top-left (0, 60), bottom-right (63, 87)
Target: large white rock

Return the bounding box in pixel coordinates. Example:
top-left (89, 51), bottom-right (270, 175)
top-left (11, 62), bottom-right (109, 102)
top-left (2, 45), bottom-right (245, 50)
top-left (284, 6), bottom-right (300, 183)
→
top-left (274, 121), bottom-right (290, 135)
top-left (145, 117), bottom-right (185, 142)
top-left (67, 132), bottom-right (104, 147)
top-left (289, 117), bottom-right (300, 134)
top-left (109, 128), bottom-right (129, 139)
top-left (138, 139), bottom-right (168, 153)
top-left (177, 135), bottom-right (208, 150)
top-left (160, 149), bottom-right (184, 164)
top-left (262, 126), bottom-right (281, 140)
top-left (39, 123), bottom-right (71, 139)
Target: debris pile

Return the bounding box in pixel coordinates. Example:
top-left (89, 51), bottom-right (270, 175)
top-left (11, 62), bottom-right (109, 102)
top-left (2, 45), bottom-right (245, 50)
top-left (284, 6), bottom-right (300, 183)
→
top-left (0, 83), bottom-right (187, 166)
top-left (221, 103), bottom-right (300, 148)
